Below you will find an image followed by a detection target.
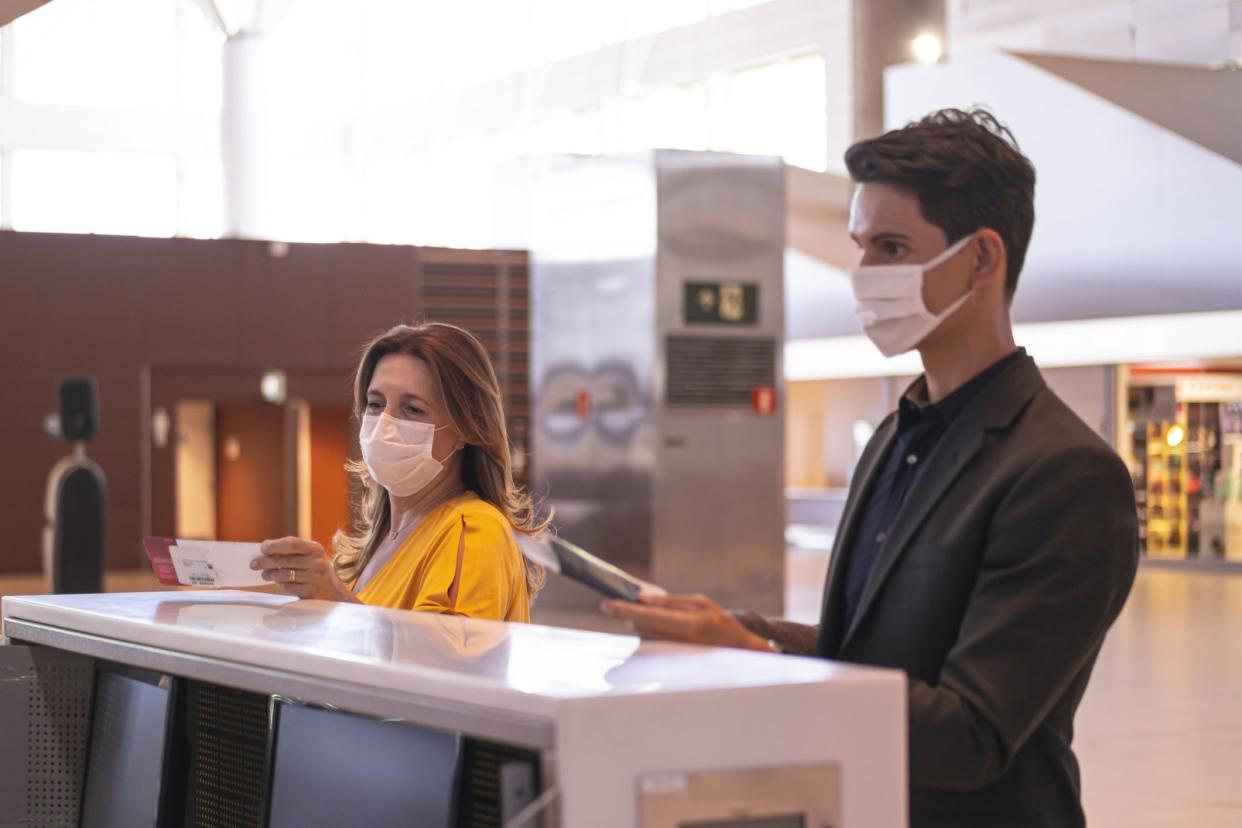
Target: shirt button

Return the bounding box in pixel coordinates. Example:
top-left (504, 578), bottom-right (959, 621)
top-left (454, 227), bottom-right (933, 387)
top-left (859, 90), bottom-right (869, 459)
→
top-left (906, 453), bottom-right (918, 465)
top-left (876, 530), bottom-right (887, 544)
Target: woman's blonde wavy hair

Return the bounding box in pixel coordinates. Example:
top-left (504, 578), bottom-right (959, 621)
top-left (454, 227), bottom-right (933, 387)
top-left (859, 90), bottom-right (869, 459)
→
top-left (331, 322), bottom-right (547, 598)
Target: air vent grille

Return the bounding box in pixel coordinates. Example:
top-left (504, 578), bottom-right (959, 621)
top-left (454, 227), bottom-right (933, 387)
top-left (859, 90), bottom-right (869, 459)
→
top-left (666, 335), bottom-right (777, 406)
top-left (456, 739), bottom-right (542, 828)
top-left (420, 253), bottom-right (530, 477)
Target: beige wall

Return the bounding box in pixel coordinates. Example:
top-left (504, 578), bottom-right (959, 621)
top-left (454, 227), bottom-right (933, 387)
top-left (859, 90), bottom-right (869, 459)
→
top-left (787, 377), bottom-right (895, 489)
top-left (174, 401), bottom-right (216, 540)
top-left (786, 365), bottom-right (1121, 491)
top-left (787, 381), bottom-right (829, 488)
top-left (948, 0), bottom-right (1241, 63)
top-left (1042, 365), bottom-right (1116, 443)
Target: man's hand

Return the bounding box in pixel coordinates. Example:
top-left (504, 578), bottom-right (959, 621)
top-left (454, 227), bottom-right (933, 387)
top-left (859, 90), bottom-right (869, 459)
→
top-left (601, 593), bottom-right (772, 652)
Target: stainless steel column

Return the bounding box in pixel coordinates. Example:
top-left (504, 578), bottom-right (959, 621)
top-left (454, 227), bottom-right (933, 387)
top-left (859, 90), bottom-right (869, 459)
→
top-left (529, 150), bottom-right (786, 614)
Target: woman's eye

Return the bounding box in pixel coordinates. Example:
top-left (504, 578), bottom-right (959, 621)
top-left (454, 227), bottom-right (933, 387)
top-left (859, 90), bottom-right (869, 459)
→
top-left (365, 401), bottom-right (382, 412)
top-left (404, 405), bottom-right (424, 417)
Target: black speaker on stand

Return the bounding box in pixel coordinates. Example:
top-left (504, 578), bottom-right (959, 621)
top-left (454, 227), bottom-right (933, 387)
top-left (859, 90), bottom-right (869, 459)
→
top-left (42, 378), bottom-right (107, 594)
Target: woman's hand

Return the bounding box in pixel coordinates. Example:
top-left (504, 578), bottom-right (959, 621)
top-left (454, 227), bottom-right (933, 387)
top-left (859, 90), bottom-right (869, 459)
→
top-left (251, 537), bottom-right (359, 603)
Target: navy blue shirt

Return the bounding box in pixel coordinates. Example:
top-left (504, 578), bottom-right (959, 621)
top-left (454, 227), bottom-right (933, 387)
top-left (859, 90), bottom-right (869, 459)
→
top-left (839, 348), bottom-right (1027, 632)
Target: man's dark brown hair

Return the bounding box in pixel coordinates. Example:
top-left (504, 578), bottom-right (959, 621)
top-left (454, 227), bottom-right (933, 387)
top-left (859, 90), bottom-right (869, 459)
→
top-left (844, 107), bottom-right (1036, 299)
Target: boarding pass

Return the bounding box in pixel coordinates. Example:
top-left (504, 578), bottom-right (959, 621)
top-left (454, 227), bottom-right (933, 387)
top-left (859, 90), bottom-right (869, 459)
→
top-left (143, 537), bottom-right (269, 588)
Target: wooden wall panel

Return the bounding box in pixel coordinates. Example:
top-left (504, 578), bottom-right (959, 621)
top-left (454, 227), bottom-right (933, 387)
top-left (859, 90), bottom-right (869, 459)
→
top-left (0, 231), bottom-right (529, 574)
top-left (141, 240), bottom-right (249, 364)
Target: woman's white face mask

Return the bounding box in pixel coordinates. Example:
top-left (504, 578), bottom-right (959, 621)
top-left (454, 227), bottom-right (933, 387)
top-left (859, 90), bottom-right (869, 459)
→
top-left (359, 413), bottom-right (458, 497)
top-left (849, 233), bottom-right (976, 357)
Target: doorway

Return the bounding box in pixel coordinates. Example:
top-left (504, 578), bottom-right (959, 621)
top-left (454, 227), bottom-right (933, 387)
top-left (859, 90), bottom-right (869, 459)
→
top-left (148, 368), bottom-right (356, 554)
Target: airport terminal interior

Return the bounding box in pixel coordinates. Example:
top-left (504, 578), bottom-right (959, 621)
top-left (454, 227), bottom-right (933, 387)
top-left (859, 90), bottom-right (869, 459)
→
top-left (0, 0), bottom-right (1240, 826)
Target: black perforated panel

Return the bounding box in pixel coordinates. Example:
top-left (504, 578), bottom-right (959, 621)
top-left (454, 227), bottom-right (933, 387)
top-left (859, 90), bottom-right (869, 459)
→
top-left (24, 655), bottom-right (93, 827)
top-left (183, 682), bottom-right (269, 828)
top-left (455, 739), bottom-right (542, 828)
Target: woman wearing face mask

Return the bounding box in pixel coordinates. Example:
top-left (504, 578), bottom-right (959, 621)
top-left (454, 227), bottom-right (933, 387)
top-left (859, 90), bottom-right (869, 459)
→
top-left (251, 322), bottom-right (545, 621)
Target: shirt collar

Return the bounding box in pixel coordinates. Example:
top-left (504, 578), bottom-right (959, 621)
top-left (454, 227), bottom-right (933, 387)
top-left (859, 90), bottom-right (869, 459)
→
top-left (899, 348), bottom-right (1027, 432)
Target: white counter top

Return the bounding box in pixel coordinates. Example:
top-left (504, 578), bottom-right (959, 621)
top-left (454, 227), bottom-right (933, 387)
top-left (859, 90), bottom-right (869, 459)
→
top-left (2, 591), bottom-right (879, 713)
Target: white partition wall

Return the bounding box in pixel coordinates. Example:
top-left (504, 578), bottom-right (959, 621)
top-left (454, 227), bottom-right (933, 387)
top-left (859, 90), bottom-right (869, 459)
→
top-left (947, 0), bottom-right (1242, 64)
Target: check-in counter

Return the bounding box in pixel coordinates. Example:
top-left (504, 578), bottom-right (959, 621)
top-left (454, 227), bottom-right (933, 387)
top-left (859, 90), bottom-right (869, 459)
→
top-left (1, 592), bottom-right (905, 827)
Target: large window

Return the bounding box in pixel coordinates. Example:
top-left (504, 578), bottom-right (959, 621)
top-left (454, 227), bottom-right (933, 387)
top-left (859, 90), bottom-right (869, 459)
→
top-left (13, 0), bottom-right (177, 108)
top-left (620, 84), bottom-right (710, 153)
top-left (1, 0), bottom-right (835, 245)
top-left (11, 149), bottom-right (177, 237)
top-left (721, 55), bottom-right (827, 170)
top-left (2, 0), bottom-right (222, 236)
top-left (179, 159), bottom-right (225, 240)
top-left (625, 0), bottom-right (710, 39)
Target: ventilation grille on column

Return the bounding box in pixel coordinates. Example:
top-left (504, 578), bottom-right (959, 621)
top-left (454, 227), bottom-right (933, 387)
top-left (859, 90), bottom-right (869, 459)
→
top-left (24, 655), bottom-right (93, 827)
top-left (666, 335), bottom-right (777, 406)
top-left (455, 739), bottom-right (542, 828)
top-left (184, 682), bottom-right (269, 828)
top-left (420, 251), bottom-right (531, 478)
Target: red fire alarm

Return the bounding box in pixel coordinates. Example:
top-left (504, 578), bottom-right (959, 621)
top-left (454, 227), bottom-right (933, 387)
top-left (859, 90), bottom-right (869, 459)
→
top-left (752, 386), bottom-right (777, 416)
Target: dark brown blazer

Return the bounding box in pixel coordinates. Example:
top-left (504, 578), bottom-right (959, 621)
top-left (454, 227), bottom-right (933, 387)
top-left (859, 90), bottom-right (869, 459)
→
top-left (741, 355), bottom-right (1138, 827)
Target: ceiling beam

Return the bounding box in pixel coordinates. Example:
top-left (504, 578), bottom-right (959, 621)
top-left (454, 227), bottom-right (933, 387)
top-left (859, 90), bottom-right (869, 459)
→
top-left (785, 164), bottom-right (855, 272)
top-left (1, 0), bottom-right (54, 28)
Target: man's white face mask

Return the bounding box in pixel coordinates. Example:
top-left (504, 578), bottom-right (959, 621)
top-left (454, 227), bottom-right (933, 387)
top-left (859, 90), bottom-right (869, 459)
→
top-left (849, 233), bottom-right (976, 357)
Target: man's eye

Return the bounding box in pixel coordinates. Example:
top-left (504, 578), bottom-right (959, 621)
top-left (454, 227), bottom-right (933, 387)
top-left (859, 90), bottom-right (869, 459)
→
top-left (880, 241), bottom-right (906, 257)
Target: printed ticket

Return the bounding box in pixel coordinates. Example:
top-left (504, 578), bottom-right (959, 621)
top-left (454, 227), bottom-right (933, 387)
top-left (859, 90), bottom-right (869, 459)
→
top-left (143, 537), bottom-right (269, 588)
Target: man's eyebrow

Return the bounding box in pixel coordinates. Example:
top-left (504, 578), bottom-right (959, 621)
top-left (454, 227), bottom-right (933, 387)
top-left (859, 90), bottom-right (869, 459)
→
top-left (849, 232), bottom-right (909, 250)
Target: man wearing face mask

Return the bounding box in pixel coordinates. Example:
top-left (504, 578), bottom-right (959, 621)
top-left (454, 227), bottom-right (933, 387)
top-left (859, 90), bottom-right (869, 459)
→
top-left (604, 109), bottom-right (1139, 827)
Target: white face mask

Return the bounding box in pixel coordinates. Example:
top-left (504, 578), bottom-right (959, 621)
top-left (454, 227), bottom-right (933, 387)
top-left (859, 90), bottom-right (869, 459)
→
top-left (359, 413), bottom-right (458, 498)
top-left (849, 233), bottom-right (976, 357)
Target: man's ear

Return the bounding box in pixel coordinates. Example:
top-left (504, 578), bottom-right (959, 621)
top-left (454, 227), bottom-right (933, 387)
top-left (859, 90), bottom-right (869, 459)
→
top-left (972, 228), bottom-right (1008, 290)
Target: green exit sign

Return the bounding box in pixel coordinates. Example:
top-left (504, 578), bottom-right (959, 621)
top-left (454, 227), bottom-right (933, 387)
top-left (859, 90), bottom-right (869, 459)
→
top-left (684, 282), bottom-right (759, 325)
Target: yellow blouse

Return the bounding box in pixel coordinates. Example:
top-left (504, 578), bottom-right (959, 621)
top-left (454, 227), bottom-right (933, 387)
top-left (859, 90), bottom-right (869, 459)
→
top-left (354, 492), bottom-right (530, 622)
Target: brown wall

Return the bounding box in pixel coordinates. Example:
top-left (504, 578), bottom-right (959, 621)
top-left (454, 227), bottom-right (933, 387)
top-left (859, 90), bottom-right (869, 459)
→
top-left (0, 230), bottom-right (529, 574)
top-left (215, 404), bottom-right (286, 542)
top-left (309, 406), bottom-right (351, 554)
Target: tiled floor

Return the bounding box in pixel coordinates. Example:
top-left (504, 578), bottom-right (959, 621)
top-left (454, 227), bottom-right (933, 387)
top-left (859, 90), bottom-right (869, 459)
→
top-left (4, 559), bottom-right (1240, 825)
top-left (778, 553), bottom-right (1242, 827)
top-left (1074, 566), bottom-right (1242, 826)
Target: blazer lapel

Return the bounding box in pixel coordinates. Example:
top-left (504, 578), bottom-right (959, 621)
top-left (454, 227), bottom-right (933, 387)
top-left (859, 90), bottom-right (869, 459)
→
top-left (838, 355), bottom-right (1047, 650)
top-left (817, 414), bottom-right (897, 654)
